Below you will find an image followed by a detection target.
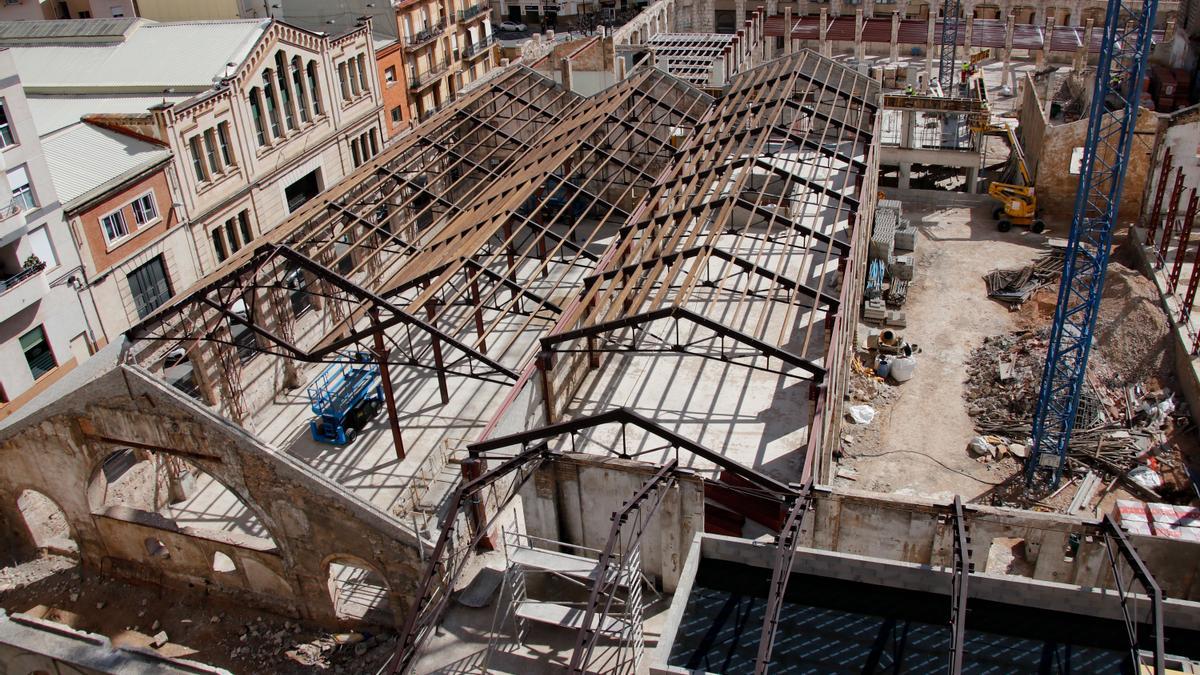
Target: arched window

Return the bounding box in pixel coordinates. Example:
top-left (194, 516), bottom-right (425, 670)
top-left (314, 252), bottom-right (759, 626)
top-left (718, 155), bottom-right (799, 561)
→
top-left (356, 54), bottom-right (370, 94)
top-left (262, 71), bottom-right (283, 139)
top-left (291, 55), bottom-right (311, 124)
top-left (274, 51), bottom-right (297, 131)
top-left (248, 86), bottom-right (267, 146)
top-left (306, 60), bottom-right (323, 117)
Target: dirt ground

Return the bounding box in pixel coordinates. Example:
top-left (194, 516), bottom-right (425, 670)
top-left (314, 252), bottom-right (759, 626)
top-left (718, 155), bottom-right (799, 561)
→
top-left (0, 553), bottom-right (396, 674)
top-left (834, 201), bottom-right (1187, 511)
top-left (834, 202), bottom-right (1052, 502)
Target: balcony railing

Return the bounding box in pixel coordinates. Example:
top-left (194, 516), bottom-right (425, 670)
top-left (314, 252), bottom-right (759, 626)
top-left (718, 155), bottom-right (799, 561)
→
top-left (0, 201), bottom-right (21, 223)
top-left (0, 261), bottom-right (45, 295)
top-left (405, 20), bottom-right (446, 49)
top-left (458, 4), bottom-right (486, 21)
top-left (463, 36), bottom-right (494, 59)
top-left (410, 60), bottom-right (450, 89)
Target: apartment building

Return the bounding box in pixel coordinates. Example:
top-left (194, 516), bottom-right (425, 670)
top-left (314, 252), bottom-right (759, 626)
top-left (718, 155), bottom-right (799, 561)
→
top-left (0, 51), bottom-right (93, 417)
top-left (0, 16), bottom-right (384, 352)
top-left (399, 0), bottom-right (497, 119)
top-left (0, 0), bottom-right (135, 20)
top-left (271, 0), bottom-right (496, 131)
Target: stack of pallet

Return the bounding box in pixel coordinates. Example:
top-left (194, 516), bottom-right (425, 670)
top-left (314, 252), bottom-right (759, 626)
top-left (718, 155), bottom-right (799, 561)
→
top-left (1113, 499), bottom-right (1200, 541)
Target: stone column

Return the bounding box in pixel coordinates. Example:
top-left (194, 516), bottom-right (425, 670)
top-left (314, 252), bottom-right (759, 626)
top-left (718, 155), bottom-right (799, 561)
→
top-left (855, 9), bottom-right (865, 59)
top-left (830, 0), bottom-right (842, 18)
top-left (785, 6), bottom-right (795, 53)
top-left (890, 10), bottom-right (900, 61)
top-left (736, 0), bottom-right (747, 26)
top-left (925, 13), bottom-right (936, 84)
top-left (820, 8), bottom-right (831, 56)
top-left (1002, 12), bottom-right (1015, 90)
top-left (1074, 18), bottom-right (1093, 71)
top-left (1040, 17), bottom-right (1054, 67)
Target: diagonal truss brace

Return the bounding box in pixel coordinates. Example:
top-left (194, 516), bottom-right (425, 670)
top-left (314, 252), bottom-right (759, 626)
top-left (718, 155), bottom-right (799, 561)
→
top-left (541, 306), bottom-right (828, 382)
top-left (753, 481), bottom-right (815, 674)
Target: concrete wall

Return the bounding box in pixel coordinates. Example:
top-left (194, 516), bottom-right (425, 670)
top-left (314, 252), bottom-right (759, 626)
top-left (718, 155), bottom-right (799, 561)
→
top-left (649, 532), bottom-right (1200, 673)
top-left (804, 488), bottom-right (1200, 601)
top-left (519, 453), bottom-right (705, 592)
top-left (0, 346), bottom-right (425, 631)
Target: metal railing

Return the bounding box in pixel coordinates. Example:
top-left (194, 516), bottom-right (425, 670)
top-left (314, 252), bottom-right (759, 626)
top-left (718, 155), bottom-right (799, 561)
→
top-left (410, 60), bottom-right (450, 89)
top-left (463, 36), bottom-right (493, 59)
top-left (0, 260), bottom-right (45, 294)
top-left (405, 20), bottom-right (445, 49)
top-left (458, 3), bottom-right (485, 21)
top-left (0, 201), bottom-right (21, 222)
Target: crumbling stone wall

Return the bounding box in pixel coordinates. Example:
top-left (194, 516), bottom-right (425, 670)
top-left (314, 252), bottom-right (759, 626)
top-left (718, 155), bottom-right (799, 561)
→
top-left (0, 349), bottom-right (424, 630)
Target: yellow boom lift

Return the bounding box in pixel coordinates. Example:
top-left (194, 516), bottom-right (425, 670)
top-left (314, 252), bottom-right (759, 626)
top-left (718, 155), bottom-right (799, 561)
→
top-left (977, 120), bottom-right (1044, 233)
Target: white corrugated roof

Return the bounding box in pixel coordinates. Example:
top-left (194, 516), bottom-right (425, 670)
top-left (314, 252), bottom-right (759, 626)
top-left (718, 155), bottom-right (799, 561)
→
top-left (41, 123), bottom-right (172, 207)
top-left (26, 94), bottom-right (191, 137)
top-left (8, 19), bottom-right (270, 92)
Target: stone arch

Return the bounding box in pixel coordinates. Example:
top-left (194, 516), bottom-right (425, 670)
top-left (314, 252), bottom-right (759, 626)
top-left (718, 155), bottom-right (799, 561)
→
top-left (14, 488), bottom-right (77, 555)
top-left (322, 553), bottom-right (396, 626)
top-left (85, 446), bottom-right (279, 547)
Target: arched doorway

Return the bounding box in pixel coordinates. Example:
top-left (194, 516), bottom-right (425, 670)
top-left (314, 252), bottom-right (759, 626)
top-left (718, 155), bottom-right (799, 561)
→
top-left (16, 489), bottom-right (76, 555)
top-left (325, 556), bottom-right (393, 626)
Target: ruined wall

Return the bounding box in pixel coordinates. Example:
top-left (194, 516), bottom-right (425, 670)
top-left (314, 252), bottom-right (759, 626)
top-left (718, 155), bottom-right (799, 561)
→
top-left (519, 453), bottom-right (705, 592)
top-left (0, 348), bottom-right (424, 631)
top-left (1033, 105), bottom-right (1160, 221)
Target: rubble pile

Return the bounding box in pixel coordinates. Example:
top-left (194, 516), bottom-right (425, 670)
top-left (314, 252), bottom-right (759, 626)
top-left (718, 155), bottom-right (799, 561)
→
top-left (964, 329), bottom-right (1191, 500)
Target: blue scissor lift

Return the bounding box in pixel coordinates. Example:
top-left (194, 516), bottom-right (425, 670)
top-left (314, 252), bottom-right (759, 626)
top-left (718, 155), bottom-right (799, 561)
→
top-left (306, 352), bottom-right (384, 445)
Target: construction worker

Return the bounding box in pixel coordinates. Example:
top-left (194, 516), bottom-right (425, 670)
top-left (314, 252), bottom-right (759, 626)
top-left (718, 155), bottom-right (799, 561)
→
top-left (905, 84), bottom-right (916, 96)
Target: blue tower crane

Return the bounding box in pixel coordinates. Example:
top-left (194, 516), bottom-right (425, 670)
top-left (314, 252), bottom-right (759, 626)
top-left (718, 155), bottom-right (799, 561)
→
top-left (937, 0), bottom-right (961, 91)
top-left (1027, 0), bottom-right (1159, 486)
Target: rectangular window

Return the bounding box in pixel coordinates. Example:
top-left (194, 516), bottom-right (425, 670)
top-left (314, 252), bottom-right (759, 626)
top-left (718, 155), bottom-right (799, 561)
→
top-left (356, 55), bottom-right (369, 93)
top-left (128, 256), bottom-right (172, 319)
top-left (204, 129), bottom-right (221, 175)
top-left (212, 227), bottom-right (228, 262)
top-left (264, 81), bottom-right (282, 138)
top-left (338, 62), bottom-right (351, 101)
top-left (0, 100), bottom-right (14, 147)
top-left (306, 61), bottom-right (323, 116)
top-left (369, 129), bottom-right (379, 156)
top-left (189, 137), bottom-right (207, 182)
top-left (391, 106), bottom-right (403, 124)
top-left (292, 63), bottom-right (311, 124)
top-left (225, 219), bottom-right (241, 254)
top-left (101, 209), bottom-right (129, 244)
top-left (20, 326), bottom-right (56, 380)
top-left (385, 66), bottom-right (397, 84)
top-left (217, 122), bottom-right (235, 167)
top-left (250, 91), bottom-right (267, 146)
top-left (238, 211), bottom-right (253, 247)
top-left (351, 138), bottom-right (362, 167)
top-left (27, 226), bottom-right (57, 268)
top-left (8, 165), bottom-right (35, 210)
top-left (131, 193), bottom-right (158, 226)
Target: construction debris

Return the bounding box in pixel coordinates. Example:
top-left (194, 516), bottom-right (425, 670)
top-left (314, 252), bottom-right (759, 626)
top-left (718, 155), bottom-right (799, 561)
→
top-left (984, 248), bottom-right (1065, 306)
top-left (964, 329), bottom-right (1191, 503)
